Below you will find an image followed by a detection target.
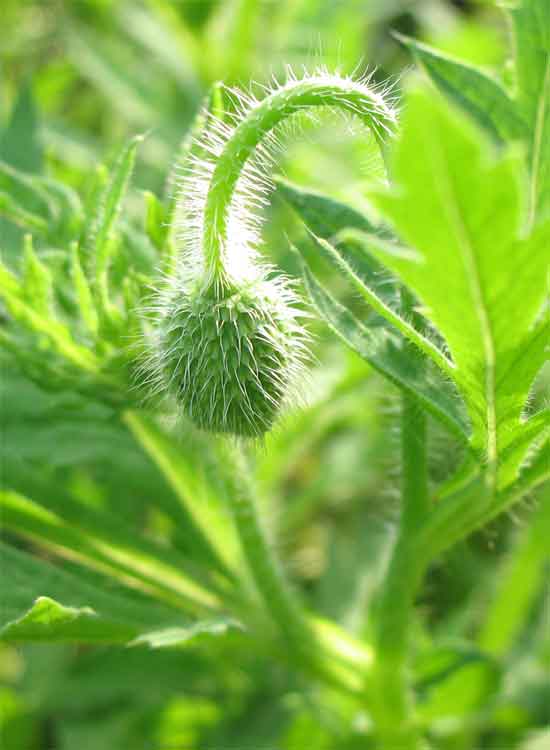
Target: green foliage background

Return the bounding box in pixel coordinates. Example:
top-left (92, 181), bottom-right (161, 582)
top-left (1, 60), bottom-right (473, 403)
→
top-left (1, 1), bottom-right (549, 749)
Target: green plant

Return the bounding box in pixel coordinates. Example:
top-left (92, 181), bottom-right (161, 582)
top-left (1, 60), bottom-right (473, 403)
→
top-left (1, 2), bottom-right (549, 748)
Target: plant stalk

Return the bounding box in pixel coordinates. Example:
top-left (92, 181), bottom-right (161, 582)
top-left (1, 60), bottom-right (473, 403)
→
top-left (202, 76), bottom-right (396, 279)
top-left (222, 440), bottom-right (354, 691)
top-left (370, 296), bottom-right (430, 749)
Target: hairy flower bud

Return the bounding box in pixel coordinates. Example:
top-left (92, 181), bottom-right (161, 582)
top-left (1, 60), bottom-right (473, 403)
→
top-left (156, 274), bottom-right (306, 437)
top-left (143, 69), bottom-right (396, 437)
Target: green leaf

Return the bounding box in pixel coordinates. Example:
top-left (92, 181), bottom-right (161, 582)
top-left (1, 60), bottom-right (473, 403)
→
top-left (478, 489), bottom-right (550, 657)
top-left (116, 3), bottom-right (202, 93)
top-left (395, 33), bottom-right (526, 143)
top-left (421, 438), bottom-right (550, 557)
top-left (367, 87), bottom-right (550, 484)
top-left (0, 84), bottom-right (43, 172)
top-left (276, 176), bottom-right (379, 239)
top-left (511, 0), bottom-right (550, 223)
top-left (70, 242), bottom-right (99, 336)
top-left (0, 160), bottom-right (56, 219)
top-left (1, 597), bottom-right (137, 644)
top-left (0, 541), bottom-right (179, 634)
top-left (416, 658), bottom-right (500, 723)
top-left (129, 617), bottom-right (242, 649)
top-left (298, 231), bottom-right (454, 380)
top-left (22, 235), bottom-right (53, 316)
top-left (66, 27), bottom-right (156, 126)
top-left (90, 134), bottom-right (144, 282)
top-left (0, 161), bottom-right (81, 243)
top-left (0, 279), bottom-right (99, 374)
top-left (123, 412), bottom-right (243, 580)
top-left (297, 247), bottom-right (469, 441)
top-left (0, 543), bottom-right (239, 647)
top-left (143, 190), bottom-right (168, 252)
top-left (0, 488), bottom-right (219, 614)
top-left (0, 192), bottom-right (48, 235)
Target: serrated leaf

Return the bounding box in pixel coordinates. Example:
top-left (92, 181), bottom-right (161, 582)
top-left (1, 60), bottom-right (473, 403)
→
top-left (81, 163), bottom-right (109, 255)
top-left (395, 33), bottom-right (526, 143)
top-left (0, 281), bottom-right (99, 374)
top-left (297, 248), bottom-right (469, 441)
top-left (367, 87), bottom-right (550, 484)
top-left (0, 161), bottom-right (81, 246)
top-left (0, 257), bottom-right (21, 296)
top-left (22, 235), bottom-right (53, 315)
top-left (0, 542), bottom-right (180, 632)
top-left (70, 241), bottom-right (99, 335)
top-left (422, 437), bottom-right (550, 557)
top-left (0, 160), bottom-right (56, 219)
top-left (91, 134), bottom-right (143, 278)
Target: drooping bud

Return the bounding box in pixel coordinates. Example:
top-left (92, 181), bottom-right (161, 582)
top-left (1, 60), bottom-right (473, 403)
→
top-left (143, 69), bottom-right (396, 437)
top-left (156, 274), bottom-right (306, 437)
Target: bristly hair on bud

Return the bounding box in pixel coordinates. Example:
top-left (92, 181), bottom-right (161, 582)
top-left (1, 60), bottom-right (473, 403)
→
top-left (142, 67), bottom-right (397, 438)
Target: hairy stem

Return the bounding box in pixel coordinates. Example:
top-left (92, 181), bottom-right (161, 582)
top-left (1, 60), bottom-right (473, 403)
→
top-left (370, 300), bottom-right (429, 749)
top-left (224, 442), bottom-right (308, 644)
top-left (223, 441), bottom-right (374, 694)
top-left (202, 75), bottom-right (396, 279)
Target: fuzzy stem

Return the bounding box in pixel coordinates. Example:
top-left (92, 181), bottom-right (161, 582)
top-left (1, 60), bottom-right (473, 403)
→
top-left (227, 443), bottom-right (307, 644)
top-left (370, 401), bottom-right (429, 749)
top-left (370, 298), bottom-right (429, 749)
top-left (224, 440), bottom-right (356, 691)
top-left (202, 76), bottom-right (396, 280)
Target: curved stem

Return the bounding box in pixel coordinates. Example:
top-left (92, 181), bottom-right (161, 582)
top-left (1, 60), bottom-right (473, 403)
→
top-left (202, 75), bottom-right (396, 279)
